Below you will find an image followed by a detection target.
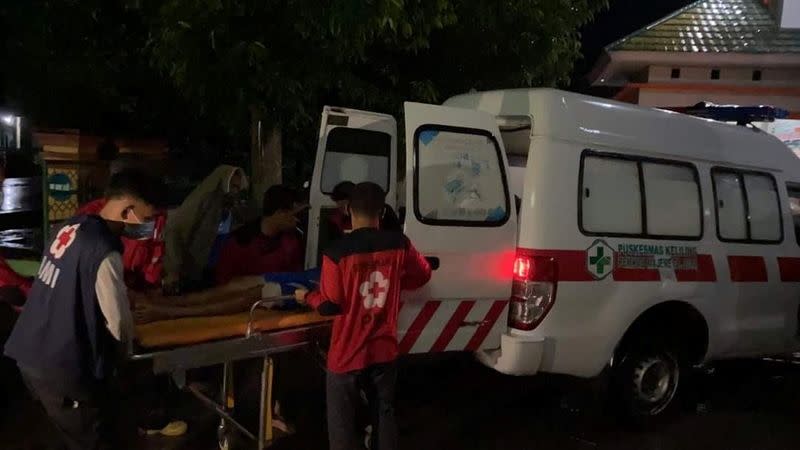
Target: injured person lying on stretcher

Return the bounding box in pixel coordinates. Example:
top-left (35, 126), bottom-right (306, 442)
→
top-left (133, 268), bottom-right (320, 324)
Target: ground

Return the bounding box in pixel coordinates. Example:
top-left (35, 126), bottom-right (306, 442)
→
top-left (2, 337), bottom-right (799, 450)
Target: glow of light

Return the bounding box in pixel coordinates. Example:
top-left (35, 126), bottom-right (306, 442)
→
top-left (1, 115), bottom-right (14, 126)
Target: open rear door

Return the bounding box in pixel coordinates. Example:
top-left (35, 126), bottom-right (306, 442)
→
top-left (399, 102), bottom-right (517, 354)
top-left (306, 107), bottom-right (397, 268)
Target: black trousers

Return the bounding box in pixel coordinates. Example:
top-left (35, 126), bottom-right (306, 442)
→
top-left (20, 368), bottom-right (123, 450)
top-left (326, 361), bottom-right (397, 450)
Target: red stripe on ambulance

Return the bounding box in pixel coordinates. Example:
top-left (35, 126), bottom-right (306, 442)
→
top-left (777, 257), bottom-right (800, 281)
top-left (399, 301), bottom-right (440, 354)
top-left (675, 254), bottom-right (717, 282)
top-left (515, 249), bottom-right (592, 281)
top-left (430, 301), bottom-right (475, 352)
top-left (728, 256), bottom-right (768, 282)
top-left (465, 300), bottom-right (509, 351)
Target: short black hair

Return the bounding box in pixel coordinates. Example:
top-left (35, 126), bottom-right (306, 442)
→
top-left (262, 184), bottom-right (297, 216)
top-left (331, 181), bottom-right (355, 201)
top-left (104, 168), bottom-right (162, 207)
top-left (349, 182), bottom-right (386, 218)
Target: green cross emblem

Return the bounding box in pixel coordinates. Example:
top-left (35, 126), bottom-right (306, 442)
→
top-left (590, 246), bottom-right (611, 275)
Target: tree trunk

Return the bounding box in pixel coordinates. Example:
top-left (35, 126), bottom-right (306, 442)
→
top-left (249, 111), bottom-right (282, 210)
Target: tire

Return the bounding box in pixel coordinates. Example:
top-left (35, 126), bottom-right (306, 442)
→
top-left (611, 344), bottom-right (683, 425)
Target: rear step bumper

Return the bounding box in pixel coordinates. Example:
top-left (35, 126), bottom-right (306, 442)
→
top-left (475, 332), bottom-right (544, 376)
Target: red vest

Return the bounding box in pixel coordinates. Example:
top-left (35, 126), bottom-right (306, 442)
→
top-left (307, 228), bottom-right (431, 373)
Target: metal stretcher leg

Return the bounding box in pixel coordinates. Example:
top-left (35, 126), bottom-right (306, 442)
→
top-left (218, 362), bottom-right (236, 450)
top-left (258, 356), bottom-right (274, 449)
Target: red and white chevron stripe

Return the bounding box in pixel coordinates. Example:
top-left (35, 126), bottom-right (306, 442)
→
top-left (398, 300), bottom-right (508, 354)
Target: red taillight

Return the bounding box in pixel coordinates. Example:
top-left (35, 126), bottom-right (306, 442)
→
top-left (513, 256), bottom-right (531, 279)
top-left (508, 252), bottom-right (558, 331)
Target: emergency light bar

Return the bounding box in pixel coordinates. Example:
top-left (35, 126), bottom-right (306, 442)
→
top-left (664, 102), bottom-right (789, 125)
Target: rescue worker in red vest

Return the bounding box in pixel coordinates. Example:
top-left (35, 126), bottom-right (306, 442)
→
top-left (295, 182), bottom-right (431, 450)
top-left (328, 181), bottom-right (402, 241)
top-left (4, 169), bottom-right (161, 450)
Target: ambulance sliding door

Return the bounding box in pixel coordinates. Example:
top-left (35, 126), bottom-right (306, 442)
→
top-left (306, 107), bottom-right (397, 268)
top-left (399, 102), bottom-right (517, 354)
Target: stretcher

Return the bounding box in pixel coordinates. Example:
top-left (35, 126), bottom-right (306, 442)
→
top-left (130, 296), bottom-right (332, 450)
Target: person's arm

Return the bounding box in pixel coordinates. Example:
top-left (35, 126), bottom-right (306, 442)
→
top-left (302, 255), bottom-right (344, 316)
top-left (142, 275), bottom-right (264, 307)
top-left (401, 238), bottom-right (432, 291)
top-left (135, 288), bottom-right (261, 323)
top-left (96, 253), bottom-right (134, 346)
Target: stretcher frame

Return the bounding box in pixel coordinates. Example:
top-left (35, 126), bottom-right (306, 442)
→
top-left (129, 296), bottom-right (331, 450)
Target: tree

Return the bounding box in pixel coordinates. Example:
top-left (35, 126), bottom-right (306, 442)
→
top-left (2, 1), bottom-right (608, 191)
top-left (146, 0), bottom-right (608, 191)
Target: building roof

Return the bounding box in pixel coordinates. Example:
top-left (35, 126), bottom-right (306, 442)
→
top-left (608, 0), bottom-right (800, 54)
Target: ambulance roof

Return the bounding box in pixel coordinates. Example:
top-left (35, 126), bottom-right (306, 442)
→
top-left (443, 88), bottom-right (800, 176)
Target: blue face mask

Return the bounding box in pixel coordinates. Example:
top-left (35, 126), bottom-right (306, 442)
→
top-left (122, 220), bottom-right (156, 240)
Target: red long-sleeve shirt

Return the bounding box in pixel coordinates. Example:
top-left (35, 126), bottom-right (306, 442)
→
top-left (215, 230), bottom-right (303, 285)
top-left (307, 228), bottom-right (431, 373)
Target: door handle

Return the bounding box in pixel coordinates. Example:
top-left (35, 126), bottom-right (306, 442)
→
top-left (425, 256), bottom-right (440, 270)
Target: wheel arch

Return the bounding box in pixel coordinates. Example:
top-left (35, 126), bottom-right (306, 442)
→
top-left (613, 300), bottom-right (710, 366)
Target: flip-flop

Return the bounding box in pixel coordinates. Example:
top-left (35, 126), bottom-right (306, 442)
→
top-left (159, 420), bottom-right (188, 437)
top-left (141, 420), bottom-right (188, 437)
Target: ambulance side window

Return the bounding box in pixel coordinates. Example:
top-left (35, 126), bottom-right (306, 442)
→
top-left (643, 162), bottom-right (702, 237)
top-left (581, 156), bottom-right (642, 234)
top-left (580, 151), bottom-right (702, 239)
top-left (414, 126), bottom-right (509, 225)
top-left (712, 168), bottom-right (782, 243)
top-left (785, 184), bottom-right (800, 244)
top-left (713, 172), bottom-right (747, 240)
top-left (745, 174), bottom-right (781, 241)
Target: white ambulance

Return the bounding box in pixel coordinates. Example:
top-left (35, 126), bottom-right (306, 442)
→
top-left (305, 88), bottom-right (800, 420)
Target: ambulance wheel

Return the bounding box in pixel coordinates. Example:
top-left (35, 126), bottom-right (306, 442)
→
top-left (612, 344), bottom-right (682, 424)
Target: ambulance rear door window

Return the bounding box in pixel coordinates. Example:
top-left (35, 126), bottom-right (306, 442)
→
top-left (414, 126), bottom-right (510, 226)
top-left (321, 127), bottom-right (391, 193)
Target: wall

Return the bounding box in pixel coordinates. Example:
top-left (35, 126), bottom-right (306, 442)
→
top-left (768, 0), bottom-right (800, 29)
top-left (648, 65), bottom-right (800, 86)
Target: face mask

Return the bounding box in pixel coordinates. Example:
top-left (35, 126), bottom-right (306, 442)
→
top-left (122, 220), bottom-right (156, 240)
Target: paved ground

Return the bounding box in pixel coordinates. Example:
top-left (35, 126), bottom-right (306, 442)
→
top-left (2, 335), bottom-right (799, 450)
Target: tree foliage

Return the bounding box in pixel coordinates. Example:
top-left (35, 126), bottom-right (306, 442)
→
top-left (3, 0), bottom-right (609, 182)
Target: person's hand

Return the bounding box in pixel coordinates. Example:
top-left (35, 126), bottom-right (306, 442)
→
top-left (294, 288), bottom-right (309, 304)
top-left (161, 274), bottom-right (181, 296)
top-left (261, 211), bottom-right (299, 236)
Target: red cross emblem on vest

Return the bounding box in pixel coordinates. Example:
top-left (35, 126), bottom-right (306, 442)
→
top-left (359, 270), bottom-right (389, 309)
top-left (50, 224), bottom-right (80, 259)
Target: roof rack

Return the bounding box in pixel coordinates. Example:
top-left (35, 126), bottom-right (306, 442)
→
top-left (663, 102), bottom-right (789, 126)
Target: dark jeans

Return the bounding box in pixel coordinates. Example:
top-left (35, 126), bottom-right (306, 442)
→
top-left (326, 361), bottom-right (397, 450)
top-left (19, 368), bottom-right (123, 450)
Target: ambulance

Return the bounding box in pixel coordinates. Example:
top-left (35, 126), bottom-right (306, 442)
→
top-left (304, 88), bottom-right (800, 420)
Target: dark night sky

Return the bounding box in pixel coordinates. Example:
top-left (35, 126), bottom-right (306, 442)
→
top-left (574, 0), bottom-right (694, 90)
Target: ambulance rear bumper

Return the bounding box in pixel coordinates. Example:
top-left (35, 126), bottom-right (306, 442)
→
top-left (475, 332), bottom-right (544, 376)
